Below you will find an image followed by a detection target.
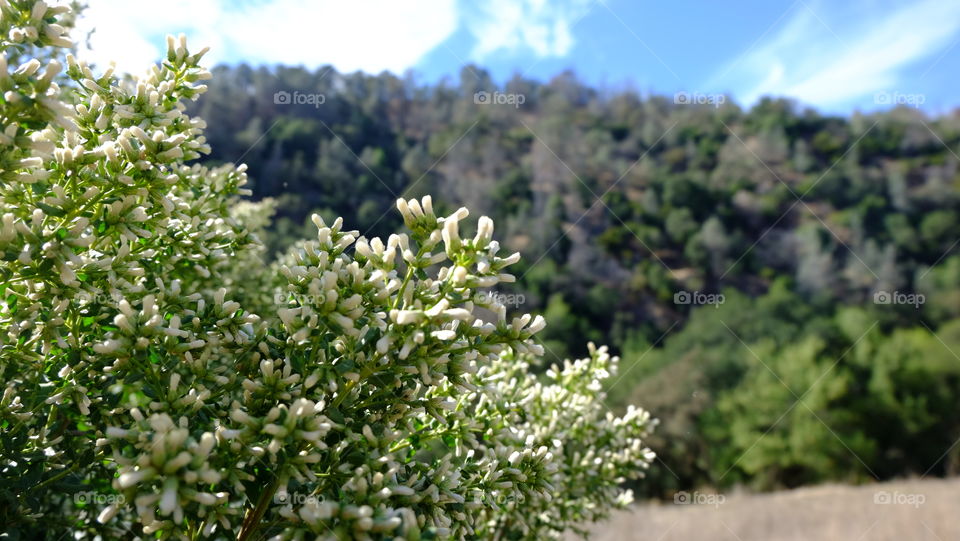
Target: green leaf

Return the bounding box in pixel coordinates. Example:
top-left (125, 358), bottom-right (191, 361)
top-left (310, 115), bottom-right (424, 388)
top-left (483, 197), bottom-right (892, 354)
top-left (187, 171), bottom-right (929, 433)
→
top-left (36, 201), bottom-right (66, 217)
top-left (327, 407), bottom-right (345, 424)
top-left (334, 358), bottom-right (355, 375)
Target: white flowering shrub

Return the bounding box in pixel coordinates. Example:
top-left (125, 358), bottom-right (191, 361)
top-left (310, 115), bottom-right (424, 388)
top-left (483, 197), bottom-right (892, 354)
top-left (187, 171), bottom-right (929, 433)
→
top-left (0, 2), bottom-right (656, 539)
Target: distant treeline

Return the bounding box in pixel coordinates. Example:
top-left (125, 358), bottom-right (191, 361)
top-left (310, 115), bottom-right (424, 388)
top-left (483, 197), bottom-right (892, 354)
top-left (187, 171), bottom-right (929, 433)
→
top-left (188, 64), bottom-right (960, 496)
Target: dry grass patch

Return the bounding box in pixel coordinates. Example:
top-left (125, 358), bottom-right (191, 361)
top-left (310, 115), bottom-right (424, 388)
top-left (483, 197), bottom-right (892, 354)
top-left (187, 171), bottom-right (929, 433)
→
top-left (574, 478), bottom-right (960, 540)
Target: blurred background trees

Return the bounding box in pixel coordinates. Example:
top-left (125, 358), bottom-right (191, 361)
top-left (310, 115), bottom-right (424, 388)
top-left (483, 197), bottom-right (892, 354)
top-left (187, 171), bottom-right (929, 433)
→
top-left (187, 64), bottom-right (960, 497)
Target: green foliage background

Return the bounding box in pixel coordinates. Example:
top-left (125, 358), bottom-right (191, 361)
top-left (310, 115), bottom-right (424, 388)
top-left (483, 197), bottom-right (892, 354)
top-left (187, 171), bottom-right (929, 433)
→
top-left (186, 64), bottom-right (960, 496)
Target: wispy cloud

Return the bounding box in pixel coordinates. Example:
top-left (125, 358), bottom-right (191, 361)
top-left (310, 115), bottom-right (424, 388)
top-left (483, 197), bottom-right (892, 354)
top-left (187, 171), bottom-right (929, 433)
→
top-left (75, 0), bottom-right (458, 75)
top-left (75, 0), bottom-right (594, 77)
top-left (461, 0), bottom-right (594, 60)
top-left (71, 0), bottom-right (960, 113)
top-left (710, 0), bottom-right (960, 109)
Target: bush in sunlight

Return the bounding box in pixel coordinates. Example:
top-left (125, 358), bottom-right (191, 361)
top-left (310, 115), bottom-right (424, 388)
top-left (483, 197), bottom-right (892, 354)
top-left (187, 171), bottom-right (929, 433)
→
top-left (0, 2), bottom-right (655, 538)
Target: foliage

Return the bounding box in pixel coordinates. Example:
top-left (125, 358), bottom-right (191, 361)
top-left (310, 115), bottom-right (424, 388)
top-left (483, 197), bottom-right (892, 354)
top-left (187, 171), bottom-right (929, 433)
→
top-left (181, 26), bottom-right (960, 497)
top-left (0, 2), bottom-right (655, 538)
top-left (612, 288), bottom-right (960, 495)
top-left (188, 56), bottom-right (960, 362)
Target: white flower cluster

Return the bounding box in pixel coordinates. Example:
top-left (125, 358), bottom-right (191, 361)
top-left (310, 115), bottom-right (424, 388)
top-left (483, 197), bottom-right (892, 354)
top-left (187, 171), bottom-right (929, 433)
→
top-left (0, 2), bottom-right (656, 539)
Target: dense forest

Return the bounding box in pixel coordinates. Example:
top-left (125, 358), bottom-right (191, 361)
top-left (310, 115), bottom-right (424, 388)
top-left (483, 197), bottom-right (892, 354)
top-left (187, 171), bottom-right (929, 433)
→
top-left (187, 64), bottom-right (960, 498)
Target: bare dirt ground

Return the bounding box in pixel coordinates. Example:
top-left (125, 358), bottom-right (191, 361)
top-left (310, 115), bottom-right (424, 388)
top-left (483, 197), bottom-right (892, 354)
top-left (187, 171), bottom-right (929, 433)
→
top-left (573, 478), bottom-right (960, 540)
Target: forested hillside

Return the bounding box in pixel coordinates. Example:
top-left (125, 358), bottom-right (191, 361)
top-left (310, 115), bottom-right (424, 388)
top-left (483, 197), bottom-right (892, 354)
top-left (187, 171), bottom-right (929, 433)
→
top-left (188, 64), bottom-right (960, 496)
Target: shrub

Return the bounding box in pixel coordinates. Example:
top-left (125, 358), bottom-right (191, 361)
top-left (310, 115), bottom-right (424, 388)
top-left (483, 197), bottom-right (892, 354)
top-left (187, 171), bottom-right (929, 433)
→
top-left (0, 2), bottom-right (655, 538)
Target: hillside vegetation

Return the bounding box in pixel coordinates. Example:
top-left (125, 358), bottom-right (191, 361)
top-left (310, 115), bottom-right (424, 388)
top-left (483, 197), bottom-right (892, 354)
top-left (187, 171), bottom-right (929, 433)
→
top-left (188, 64), bottom-right (960, 496)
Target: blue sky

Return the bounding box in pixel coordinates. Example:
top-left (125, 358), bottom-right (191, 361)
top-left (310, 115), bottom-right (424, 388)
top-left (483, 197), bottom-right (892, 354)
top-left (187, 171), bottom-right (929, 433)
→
top-left (76, 0), bottom-right (960, 114)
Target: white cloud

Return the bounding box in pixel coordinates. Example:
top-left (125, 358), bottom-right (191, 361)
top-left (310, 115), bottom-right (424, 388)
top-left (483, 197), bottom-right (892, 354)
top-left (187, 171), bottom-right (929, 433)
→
top-left (711, 0), bottom-right (960, 109)
top-left (462, 0), bottom-right (594, 60)
top-left (72, 0), bottom-right (211, 74)
top-left (73, 0), bottom-right (458, 75)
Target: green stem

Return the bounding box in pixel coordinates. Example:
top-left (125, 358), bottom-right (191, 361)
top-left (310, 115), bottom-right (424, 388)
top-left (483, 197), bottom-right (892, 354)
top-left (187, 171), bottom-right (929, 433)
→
top-left (25, 462), bottom-right (79, 494)
top-left (390, 246), bottom-right (428, 311)
top-left (331, 379), bottom-right (356, 409)
top-left (41, 404), bottom-right (58, 445)
top-left (237, 475), bottom-right (280, 541)
top-left (391, 266), bottom-right (416, 311)
top-left (389, 440), bottom-right (412, 454)
top-left (331, 361), bottom-right (383, 409)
